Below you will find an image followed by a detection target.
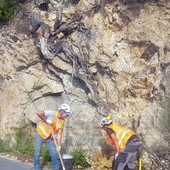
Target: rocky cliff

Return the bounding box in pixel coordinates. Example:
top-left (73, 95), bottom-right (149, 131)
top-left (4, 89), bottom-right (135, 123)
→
top-left (0, 0), bottom-right (170, 169)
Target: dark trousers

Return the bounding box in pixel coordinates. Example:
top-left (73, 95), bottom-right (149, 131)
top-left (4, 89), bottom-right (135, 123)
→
top-left (112, 140), bottom-right (140, 170)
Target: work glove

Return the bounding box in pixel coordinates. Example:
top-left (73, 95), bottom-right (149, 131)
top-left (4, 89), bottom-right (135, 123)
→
top-left (115, 152), bottom-right (119, 159)
top-left (57, 146), bottom-right (61, 152)
top-left (46, 119), bottom-right (53, 125)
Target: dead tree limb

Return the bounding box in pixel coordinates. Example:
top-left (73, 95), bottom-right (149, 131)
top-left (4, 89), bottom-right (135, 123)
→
top-left (29, 5), bottom-right (110, 115)
top-left (36, 23), bottom-right (55, 59)
top-left (52, 14), bottom-right (82, 37)
top-left (55, 0), bottom-right (64, 29)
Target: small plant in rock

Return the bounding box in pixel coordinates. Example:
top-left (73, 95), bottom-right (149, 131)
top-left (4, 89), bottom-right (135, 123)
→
top-left (0, 0), bottom-right (27, 23)
top-left (0, 140), bottom-right (5, 152)
top-left (0, 0), bottom-right (16, 23)
top-left (72, 148), bottom-right (90, 167)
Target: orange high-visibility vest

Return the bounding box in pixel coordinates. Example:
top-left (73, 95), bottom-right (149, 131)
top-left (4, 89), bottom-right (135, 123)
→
top-left (36, 111), bottom-right (64, 139)
top-left (106, 124), bottom-right (136, 151)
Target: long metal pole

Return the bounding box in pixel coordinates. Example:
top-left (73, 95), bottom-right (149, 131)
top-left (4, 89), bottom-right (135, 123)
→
top-left (138, 136), bottom-right (143, 170)
top-left (50, 127), bottom-right (66, 170)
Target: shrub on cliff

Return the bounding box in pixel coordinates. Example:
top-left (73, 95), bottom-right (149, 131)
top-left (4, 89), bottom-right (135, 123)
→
top-left (0, 0), bottom-right (27, 23)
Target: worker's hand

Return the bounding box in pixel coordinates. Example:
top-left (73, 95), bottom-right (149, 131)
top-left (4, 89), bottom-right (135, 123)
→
top-left (115, 152), bottom-right (119, 159)
top-left (46, 119), bottom-right (53, 125)
top-left (57, 146), bottom-right (61, 152)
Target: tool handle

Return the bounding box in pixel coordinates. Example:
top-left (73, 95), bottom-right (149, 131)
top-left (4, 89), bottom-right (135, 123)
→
top-left (138, 158), bottom-right (142, 170)
top-left (50, 127), bottom-right (66, 170)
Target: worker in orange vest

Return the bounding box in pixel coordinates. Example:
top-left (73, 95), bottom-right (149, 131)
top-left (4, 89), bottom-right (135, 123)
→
top-left (101, 115), bottom-right (140, 170)
top-left (34, 103), bottom-right (71, 170)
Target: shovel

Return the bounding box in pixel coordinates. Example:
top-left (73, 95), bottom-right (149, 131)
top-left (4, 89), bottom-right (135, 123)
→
top-left (50, 127), bottom-right (66, 170)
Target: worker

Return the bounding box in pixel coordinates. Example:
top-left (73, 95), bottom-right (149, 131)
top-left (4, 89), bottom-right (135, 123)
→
top-left (34, 103), bottom-right (71, 170)
top-left (101, 115), bottom-right (140, 170)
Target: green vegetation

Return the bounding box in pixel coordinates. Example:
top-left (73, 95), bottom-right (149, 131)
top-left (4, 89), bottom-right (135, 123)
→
top-left (0, 0), bottom-right (27, 23)
top-left (13, 126), bottom-right (56, 166)
top-left (72, 148), bottom-right (89, 167)
top-left (162, 109), bottom-right (170, 130)
top-left (0, 125), bottom-right (34, 155)
top-left (0, 140), bottom-right (5, 152)
top-left (0, 0), bottom-right (16, 23)
top-left (14, 127), bottom-right (52, 164)
top-left (14, 127), bottom-right (34, 155)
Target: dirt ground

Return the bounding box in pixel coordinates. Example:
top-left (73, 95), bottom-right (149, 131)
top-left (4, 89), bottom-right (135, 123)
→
top-left (0, 152), bottom-right (33, 163)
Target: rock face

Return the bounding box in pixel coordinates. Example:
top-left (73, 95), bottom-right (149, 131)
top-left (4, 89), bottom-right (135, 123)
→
top-left (0, 0), bottom-right (170, 169)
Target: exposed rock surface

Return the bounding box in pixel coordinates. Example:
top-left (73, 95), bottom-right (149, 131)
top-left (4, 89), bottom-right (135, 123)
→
top-left (0, 0), bottom-right (170, 169)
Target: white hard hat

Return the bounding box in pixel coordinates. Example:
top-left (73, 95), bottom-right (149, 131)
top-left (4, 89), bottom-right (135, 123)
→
top-left (59, 104), bottom-right (71, 116)
top-left (101, 115), bottom-right (113, 126)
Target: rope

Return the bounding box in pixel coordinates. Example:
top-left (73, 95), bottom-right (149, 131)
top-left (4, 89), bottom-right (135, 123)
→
top-left (139, 134), bottom-right (167, 170)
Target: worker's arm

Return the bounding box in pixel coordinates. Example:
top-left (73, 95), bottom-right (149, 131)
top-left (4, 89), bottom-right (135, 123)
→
top-left (36, 111), bottom-right (47, 121)
top-left (110, 133), bottom-right (120, 152)
top-left (36, 111), bottom-right (53, 124)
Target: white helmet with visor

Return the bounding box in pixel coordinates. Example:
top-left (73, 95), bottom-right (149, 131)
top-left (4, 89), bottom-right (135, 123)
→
top-left (59, 104), bottom-right (71, 116)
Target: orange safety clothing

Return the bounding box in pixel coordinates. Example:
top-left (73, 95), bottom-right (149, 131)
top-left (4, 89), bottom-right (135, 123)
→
top-left (106, 124), bottom-right (136, 151)
top-left (36, 111), bottom-right (64, 139)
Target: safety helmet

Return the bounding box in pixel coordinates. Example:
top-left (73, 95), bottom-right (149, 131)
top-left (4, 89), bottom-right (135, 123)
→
top-left (59, 103), bottom-right (71, 116)
top-left (101, 115), bottom-right (113, 126)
